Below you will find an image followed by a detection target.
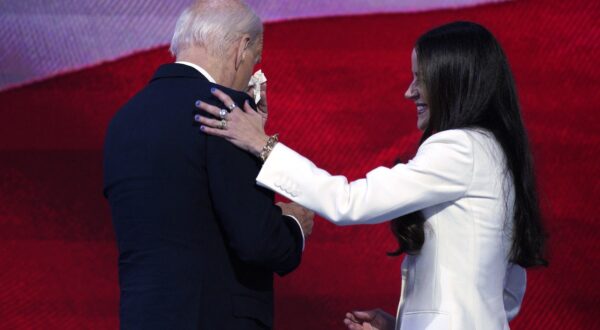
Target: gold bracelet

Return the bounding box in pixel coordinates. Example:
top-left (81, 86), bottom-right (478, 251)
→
top-left (260, 133), bottom-right (279, 162)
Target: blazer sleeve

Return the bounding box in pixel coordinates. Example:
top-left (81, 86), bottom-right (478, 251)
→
top-left (256, 129), bottom-right (474, 225)
top-left (503, 263), bottom-right (527, 322)
top-left (205, 96), bottom-right (303, 276)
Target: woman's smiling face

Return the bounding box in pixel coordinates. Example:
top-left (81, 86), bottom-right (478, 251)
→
top-left (404, 48), bottom-right (430, 131)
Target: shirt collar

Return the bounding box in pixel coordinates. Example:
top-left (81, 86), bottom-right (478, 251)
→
top-left (175, 61), bottom-right (216, 83)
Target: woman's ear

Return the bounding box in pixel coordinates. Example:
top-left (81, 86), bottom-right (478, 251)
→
top-left (235, 35), bottom-right (251, 70)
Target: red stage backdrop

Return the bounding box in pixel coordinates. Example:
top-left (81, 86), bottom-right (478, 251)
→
top-left (1, 0), bottom-right (599, 329)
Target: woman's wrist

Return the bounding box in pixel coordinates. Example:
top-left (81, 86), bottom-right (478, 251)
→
top-left (257, 133), bottom-right (279, 162)
top-left (250, 134), bottom-right (269, 157)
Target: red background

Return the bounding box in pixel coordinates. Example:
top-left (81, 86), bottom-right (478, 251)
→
top-left (1, 0), bottom-right (599, 328)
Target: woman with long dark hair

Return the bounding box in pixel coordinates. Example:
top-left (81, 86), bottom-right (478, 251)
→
top-left (195, 21), bottom-right (547, 330)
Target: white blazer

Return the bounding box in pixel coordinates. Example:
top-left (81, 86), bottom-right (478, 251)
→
top-left (256, 129), bottom-right (526, 330)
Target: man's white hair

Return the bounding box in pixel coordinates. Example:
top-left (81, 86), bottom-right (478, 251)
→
top-left (170, 0), bottom-right (263, 57)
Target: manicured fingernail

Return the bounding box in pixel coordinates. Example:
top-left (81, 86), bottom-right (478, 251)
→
top-left (210, 87), bottom-right (216, 93)
top-left (200, 125), bottom-right (205, 131)
top-left (194, 114), bottom-right (201, 121)
top-left (195, 100), bottom-right (201, 107)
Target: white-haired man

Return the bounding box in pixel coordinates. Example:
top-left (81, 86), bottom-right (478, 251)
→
top-left (103, 1), bottom-right (313, 329)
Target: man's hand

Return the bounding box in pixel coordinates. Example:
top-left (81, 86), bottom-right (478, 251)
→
top-left (246, 81), bottom-right (267, 127)
top-left (277, 202), bottom-right (314, 238)
top-left (246, 70), bottom-right (267, 128)
top-left (343, 309), bottom-right (396, 330)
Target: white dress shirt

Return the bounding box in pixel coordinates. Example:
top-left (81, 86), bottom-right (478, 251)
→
top-left (175, 61), bottom-right (217, 83)
top-left (255, 128), bottom-right (526, 329)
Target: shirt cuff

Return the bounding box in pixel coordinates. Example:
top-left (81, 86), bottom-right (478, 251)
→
top-left (283, 214), bottom-right (305, 251)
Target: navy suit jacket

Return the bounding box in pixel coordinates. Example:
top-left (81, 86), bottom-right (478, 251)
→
top-left (103, 63), bottom-right (303, 329)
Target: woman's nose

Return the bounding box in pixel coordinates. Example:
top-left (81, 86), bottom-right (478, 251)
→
top-left (405, 83), bottom-right (417, 100)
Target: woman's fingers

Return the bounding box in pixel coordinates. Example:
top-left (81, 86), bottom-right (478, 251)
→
top-left (245, 85), bottom-right (255, 98)
top-left (199, 124), bottom-right (228, 138)
top-left (239, 100), bottom-right (263, 124)
top-left (352, 310), bottom-right (376, 321)
top-left (344, 322), bottom-right (361, 329)
top-left (196, 115), bottom-right (223, 130)
top-left (194, 88), bottom-right (269, 156)
top-left (259, 82), bottom-right (267, 107)
top-left (210, 88), bottom-right (238, 110)
top-left (343, 319), bottom-right (363, 330)
top-left (242, 100), bottom-right (256, 115)
top-left (344, 312), bottom-right (363, 330)
top-left (195, 100), bottom-right (221, 118)
top-left (197, 88), bottom-right (254, 120)
top-left (346, 313), bottom-right (360, 323)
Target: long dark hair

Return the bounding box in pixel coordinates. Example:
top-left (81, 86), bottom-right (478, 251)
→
top-left (388, 21), bottom-right (547, 268)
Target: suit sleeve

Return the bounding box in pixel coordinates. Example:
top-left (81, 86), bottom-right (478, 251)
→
top-left (205, 96), bottom-right (303, 276)
top-left (503, 263), bottom-right (527, 322)
top-left (256, 129), bottom-right (474, 225)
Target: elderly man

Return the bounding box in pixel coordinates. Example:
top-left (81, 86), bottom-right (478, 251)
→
top-left (103, 1), bottom-right (313, 329)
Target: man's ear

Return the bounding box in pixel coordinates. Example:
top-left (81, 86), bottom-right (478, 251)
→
top-left (234, 34), bottom-right (251, 70)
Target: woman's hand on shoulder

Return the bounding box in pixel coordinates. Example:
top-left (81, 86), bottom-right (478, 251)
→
top-left (194, 88), bottom-right (269, 157)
